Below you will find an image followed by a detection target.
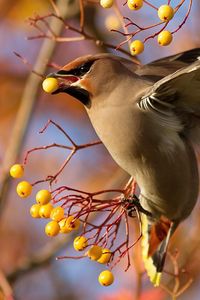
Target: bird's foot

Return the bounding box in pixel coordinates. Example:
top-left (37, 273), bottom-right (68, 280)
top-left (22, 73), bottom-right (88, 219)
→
top-left (122, 194), bottom-right (152, 217)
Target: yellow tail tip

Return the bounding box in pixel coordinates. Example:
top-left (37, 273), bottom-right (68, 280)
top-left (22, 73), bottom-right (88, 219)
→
top-left (141, 214), bottom-right (162, 287)
top-left (152, 272), bottom-right (162, 287)
top-left (144, 257), bottom-right (162, 286)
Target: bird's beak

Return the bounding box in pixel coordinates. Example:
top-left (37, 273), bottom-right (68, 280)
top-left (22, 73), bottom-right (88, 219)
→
top-left (46, 70), bottom-right (90, 105)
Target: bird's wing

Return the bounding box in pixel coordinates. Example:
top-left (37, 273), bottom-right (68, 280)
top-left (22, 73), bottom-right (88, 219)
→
top-left (137, 58), bottom-right (200, 142)
top-left (141, 58), bottom-right (200, 111)
top-left (135, 48), bottom-right (200, 81)
top-left (151, 48), bottom-right (200, 65)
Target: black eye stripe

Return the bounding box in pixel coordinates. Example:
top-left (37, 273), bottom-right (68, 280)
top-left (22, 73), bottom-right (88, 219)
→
top-left (74, 61), bottom-right (94, 76)
top-left (57, 61), bottom-right (94, 77)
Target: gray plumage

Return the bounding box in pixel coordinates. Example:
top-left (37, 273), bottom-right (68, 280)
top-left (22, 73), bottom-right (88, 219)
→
top-left (47, 48), bottom-right (200, 284)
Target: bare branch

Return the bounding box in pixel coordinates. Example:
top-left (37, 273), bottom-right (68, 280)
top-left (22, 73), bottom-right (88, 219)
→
top-left (0, 0), bottom-right (80, 216)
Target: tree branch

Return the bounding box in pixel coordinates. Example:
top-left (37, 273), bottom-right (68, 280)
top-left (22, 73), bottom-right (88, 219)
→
top-left (0, 0), bottom-right (80, 216)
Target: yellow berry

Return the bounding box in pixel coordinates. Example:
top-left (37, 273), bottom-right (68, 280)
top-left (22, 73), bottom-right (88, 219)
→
top-left (45, 220), bottom-right (60, 237)
top-left (50, 206), bottom-right (65, 222)
top-left (36, 189), bottom-right (52, 205)
top-left (97, 248), bottom-right (112, 264)
top-left (16, 181), bottom-right (32, 198)
top-left (42, 77), bottom-right (59, 94)
top-left (158, 30), bottom-right (173, 46)
top-left (65, 216), bottom-right (80, 231)
top-left (130, 40), bottom-right (144, 55)
top-left (127, 0), bottom-right (143, 10)
top-left (73, 236), bottom-right (88, 251)
top-left (87, 245), bottom-right (102, 261)
top-left (98, 270), bottom-right (114, 286)
top-left (39, 203), bottom-right (53, 218)
top-left (100, 0), bottom-right (114, 9)
top-left (10, 164), bottom-right (24, 178)
top-left (105, 15), bottom-right (121, 31)
top-left (158, 5), bottom-right (174, 22)
top-left (30, 204), bottom-right (41, 218)
top-left (59, 218), bottom-right (73, 233)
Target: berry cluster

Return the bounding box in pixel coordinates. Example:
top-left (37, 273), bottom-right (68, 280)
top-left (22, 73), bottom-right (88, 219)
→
top-left (9, 123), bottom-right (140, 288)
top-left (100, 0), bottom-right (192, 55)
top-left (10, 165), bottom-right (116, 286)
top-left (24, 0), bottom-right (192, 60)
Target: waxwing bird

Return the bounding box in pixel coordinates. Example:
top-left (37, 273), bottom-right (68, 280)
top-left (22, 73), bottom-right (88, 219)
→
top-left (46, 48), bottom-right (200, 286)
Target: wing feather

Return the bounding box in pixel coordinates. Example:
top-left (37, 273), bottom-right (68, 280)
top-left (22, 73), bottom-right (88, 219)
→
top-left (137, 58), bottom-right (200, 143)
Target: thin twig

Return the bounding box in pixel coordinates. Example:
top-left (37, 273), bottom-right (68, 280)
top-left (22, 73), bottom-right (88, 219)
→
top-left (0, 270), bottom-right (14, 300)
top-left (79, 0), bottom-right (85, 31)
top-left (7, 169), bottom-right (128, 284)
top-left (0, 0), bottom-right (80, 216)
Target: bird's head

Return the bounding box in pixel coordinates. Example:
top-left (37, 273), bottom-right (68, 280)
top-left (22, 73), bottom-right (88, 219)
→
top-left (46, 53), bottom-right (140, 108)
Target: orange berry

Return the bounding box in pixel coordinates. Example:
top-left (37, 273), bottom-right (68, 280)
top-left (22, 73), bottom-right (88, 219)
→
top-left (158, 5), bottom-right (174, 22)
top-left (65, 216), bottom-right (80, 231)
top-left (100, 0), bottom-right (114, 9)
top-left (42, 78), bottom-right (59, 93)
top-left (105, 15), bottom-right (121, 31)
top-left (127, 0), bottom-right (143, 10)
top-left (10, 164), bottom-right (24, 178)
top-left (39, 203), bottom-right (53, 218)
top-left (30, 204), bottom-right (41, 218)
top-left (73, 236), bottom-right (88, 251)
top-left (97, 248), bottom-right (112, 264)
top-left (87, 245), bottom-right (102, 261)
top-left (98, 270), bottom-right (114, 286)
top-left (59, 218), bottom-right (73, 233)
top-left (130, 40), bottom-right (144, 55)
top-left (16, 181), bottom-right (32, 198)
top-left (50, 206), bottom-right (65, 222)
top-left (36, 190), bottom-right (52, 205)
top-left (45, 221), bottom-right (60, 236)
top-left (158, 30), bottom-right (173, 46)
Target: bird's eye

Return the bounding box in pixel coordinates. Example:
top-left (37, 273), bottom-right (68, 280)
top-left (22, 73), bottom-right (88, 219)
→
top-left (77, 61), bottom-right (94, 76)
top-left (55, 61), bottom-right (94, 77)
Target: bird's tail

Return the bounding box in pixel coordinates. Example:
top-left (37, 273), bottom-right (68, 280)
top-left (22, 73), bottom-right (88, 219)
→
top-left (141, 214), bottom-right (176, 287)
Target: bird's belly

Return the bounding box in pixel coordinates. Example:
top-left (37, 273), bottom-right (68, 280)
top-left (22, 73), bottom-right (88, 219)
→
top-left (134, 143), bottom-right (199, 221)
top-left (87, 106), bottom-right (199, 221)
top-left (99, 130), bottom-right (198, 221)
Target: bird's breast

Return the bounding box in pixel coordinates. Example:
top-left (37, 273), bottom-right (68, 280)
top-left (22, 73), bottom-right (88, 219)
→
top-left (87, 104), bottom-right (143, 175)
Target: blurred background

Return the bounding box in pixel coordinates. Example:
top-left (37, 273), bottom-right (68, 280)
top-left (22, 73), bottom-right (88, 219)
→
top-left (0, 0), bottom-right (200, 299)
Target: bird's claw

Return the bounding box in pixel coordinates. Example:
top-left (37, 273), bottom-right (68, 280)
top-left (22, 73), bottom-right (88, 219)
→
top-left (121, 194), bottom-right (152, 217)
